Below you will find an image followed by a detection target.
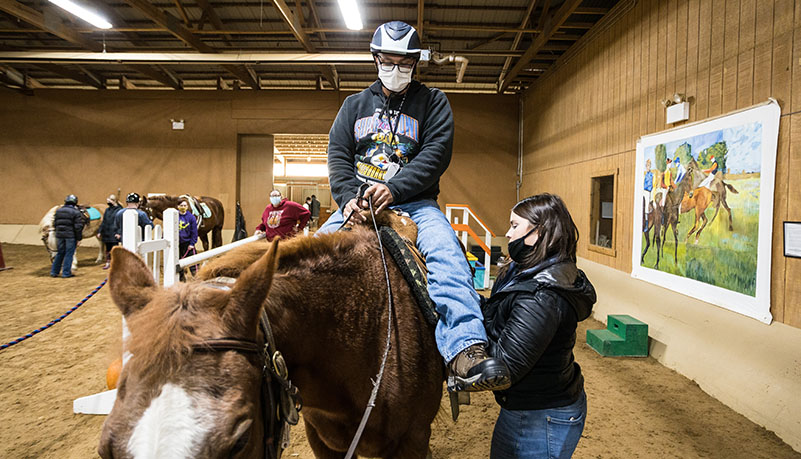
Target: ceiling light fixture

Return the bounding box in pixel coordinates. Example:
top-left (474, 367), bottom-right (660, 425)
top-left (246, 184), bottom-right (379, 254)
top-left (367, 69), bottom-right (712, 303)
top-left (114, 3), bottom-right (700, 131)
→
top-left (48, 0), bottom-right (112, 29)
top-left (336, 0), bottom-right (363, 31)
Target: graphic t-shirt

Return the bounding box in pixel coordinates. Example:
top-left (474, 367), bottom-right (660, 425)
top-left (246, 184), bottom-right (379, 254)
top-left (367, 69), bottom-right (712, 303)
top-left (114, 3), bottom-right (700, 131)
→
top-left (255, 199), bottom-right (311, 241)
top-left (353, 104), bottom-right (420, 185)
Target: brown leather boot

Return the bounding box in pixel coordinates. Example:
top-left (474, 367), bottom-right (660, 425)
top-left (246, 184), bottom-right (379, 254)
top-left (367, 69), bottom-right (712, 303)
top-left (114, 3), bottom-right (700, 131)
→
top-left (448, 344), bottom-right (511, 392)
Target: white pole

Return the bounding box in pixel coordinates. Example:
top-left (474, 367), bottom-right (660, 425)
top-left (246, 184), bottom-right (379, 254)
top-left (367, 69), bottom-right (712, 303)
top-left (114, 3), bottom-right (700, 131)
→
top-left (143, 225), bottom-right (153, 270)
top-left (122, 209), bottom-right (138, 252)
top-left (461, 209), bottom-right (469, 248)
top-left (484, 232), bottom-right (492, 290)
top-left (178, 233), bottom-right (265, 268)
top-left (152, 224), bottom-right (162, 281)
top-left (163, 209), bottom-right (179, 287)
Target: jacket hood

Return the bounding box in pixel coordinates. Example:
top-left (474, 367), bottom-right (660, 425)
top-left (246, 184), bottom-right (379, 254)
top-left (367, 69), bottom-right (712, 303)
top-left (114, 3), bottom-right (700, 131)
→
top-left (500, 257), bottom-right (596, 322)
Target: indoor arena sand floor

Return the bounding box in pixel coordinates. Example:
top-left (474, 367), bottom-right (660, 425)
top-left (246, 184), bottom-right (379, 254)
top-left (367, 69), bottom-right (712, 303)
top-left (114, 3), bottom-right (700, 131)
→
top-left (1, 243), bottom-right (799, 459)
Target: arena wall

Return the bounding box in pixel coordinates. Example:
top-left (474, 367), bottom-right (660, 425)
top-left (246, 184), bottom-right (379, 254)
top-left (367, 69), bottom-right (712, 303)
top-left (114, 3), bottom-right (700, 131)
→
top-left (522, 0), bottom-right (801, 451)
top-left (0, 89), bottom-right (518, 237)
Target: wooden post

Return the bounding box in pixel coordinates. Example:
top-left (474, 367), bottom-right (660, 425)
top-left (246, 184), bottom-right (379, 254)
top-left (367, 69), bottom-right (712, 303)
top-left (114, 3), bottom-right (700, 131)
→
top-left (0, 242), bottom-right (12, 271)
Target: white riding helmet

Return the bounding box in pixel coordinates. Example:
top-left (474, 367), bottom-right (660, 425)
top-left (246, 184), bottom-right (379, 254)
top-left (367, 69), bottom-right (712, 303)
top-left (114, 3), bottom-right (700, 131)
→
top-left (370, 21), bottom-right (422, 58)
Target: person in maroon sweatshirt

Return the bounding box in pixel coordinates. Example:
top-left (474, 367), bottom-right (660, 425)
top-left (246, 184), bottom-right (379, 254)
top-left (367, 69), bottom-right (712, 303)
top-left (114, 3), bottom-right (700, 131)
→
top-left (255, 189), bottom-right (311, 240)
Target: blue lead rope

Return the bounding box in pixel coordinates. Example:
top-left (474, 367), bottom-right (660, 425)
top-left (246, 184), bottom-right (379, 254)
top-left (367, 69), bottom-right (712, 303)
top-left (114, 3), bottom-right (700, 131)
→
top-left (0, 278), bottom-right (107, 352)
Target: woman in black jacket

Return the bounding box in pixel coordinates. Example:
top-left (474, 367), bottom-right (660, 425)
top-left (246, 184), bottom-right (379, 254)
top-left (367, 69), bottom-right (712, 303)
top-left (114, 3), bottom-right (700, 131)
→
top-left (483, 193), bottom-right (596, 459)
top-left (97, 194), bottom-right (122, 269)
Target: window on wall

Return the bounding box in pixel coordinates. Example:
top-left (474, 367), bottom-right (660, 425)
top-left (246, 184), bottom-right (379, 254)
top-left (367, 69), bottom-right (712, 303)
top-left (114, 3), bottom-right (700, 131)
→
top-left (589, 170), bottom-right (617, 256)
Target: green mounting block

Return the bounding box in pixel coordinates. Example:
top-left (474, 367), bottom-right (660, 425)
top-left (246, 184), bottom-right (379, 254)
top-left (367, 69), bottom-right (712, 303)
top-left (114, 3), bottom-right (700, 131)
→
top-left (586, 314), bottom-right (649, 357)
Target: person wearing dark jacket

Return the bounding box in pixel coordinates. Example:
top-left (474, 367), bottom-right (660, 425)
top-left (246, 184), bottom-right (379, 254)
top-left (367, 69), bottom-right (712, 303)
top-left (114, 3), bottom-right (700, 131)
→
top-left (114, 193), bottom-right (153, 241)
top-left (50, 194), bottom-right (85, 278)
top-left (317, 21), bottom-right (510, 392)
top-left (98, 194), bottom-right (122, 269)
top-left (483, 193), bottom-right (596, 459)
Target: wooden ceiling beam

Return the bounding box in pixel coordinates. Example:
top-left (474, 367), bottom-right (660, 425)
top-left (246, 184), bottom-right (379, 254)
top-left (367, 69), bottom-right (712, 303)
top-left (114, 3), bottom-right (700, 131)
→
top-left (417, 0), bottom-right (424, 40)
top-left (193, 0), bottom-right (233, 46)
top-left (127, 64), bottom-right (182, 89)
top-left (36, 63), bottom-right (104, 88)
top-left (123, 0), bottom-right (214, 52)
top-left (499, 0), bottom-right (582, 93)
top-left (172, 0), bottom-right (192, 27)
top-left (270, 0), bottom-right (316, 52)
top-left (119, 74), bottom-right (135, 89)
top-left (269, 0), bottom-right (339, 90)
top-left (222, 63), bottom-right (259, 89)
top-left (0, 0), bottom-right (103, 51)
top-left (123, 0), bottom-right (260, 89)
top-left (497, 0), bottom-right (538, 89)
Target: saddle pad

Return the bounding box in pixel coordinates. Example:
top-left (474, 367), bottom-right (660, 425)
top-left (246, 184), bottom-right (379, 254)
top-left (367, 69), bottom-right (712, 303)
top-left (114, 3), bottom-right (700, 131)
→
top-left (85, 207), bottom-right (102, 220)
top-left (199, 202), bottom-right (212, 219)
top-left (379, 226), bottom-right (438, 327)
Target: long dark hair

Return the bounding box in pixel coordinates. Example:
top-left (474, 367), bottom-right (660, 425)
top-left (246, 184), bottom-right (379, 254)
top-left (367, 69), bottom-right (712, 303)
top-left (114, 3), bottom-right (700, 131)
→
top-left (501, 193), bottom-right (579, 275)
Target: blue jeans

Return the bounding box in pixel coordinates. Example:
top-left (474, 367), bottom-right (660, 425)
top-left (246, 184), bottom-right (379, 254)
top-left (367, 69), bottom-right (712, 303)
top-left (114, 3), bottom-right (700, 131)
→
top-left (317, 199), bottom-right (487, 362)
top-left (51, 238), bottom-right (77, 277)
top-left (491, 391), bottom-right (587, 459)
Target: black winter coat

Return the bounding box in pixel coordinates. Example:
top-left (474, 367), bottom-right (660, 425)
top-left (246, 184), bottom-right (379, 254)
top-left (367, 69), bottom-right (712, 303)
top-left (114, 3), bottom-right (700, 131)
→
top-left (98, 205), bottom-right (122, 243)
top-left (53, 204), bottom-right (85, 240)
top-left (483, 257), bottom-right (596, 411)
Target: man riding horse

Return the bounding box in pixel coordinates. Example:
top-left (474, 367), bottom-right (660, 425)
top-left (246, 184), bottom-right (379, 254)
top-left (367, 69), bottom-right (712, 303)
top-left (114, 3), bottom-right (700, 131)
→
top-left (319, 20), bottom-right (510, 393)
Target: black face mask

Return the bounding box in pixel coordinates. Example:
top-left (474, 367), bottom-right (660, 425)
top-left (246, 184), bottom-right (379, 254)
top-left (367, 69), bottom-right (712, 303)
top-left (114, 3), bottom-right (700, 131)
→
top-left (508, 227), bottom-right (537, 263)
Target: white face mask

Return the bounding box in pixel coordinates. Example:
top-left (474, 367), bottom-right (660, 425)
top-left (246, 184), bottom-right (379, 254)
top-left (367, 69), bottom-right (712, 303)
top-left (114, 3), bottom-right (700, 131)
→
top-left (378, 66), bottom-right (412, 93)
top-left (270, 197), bottom-right (281, 206)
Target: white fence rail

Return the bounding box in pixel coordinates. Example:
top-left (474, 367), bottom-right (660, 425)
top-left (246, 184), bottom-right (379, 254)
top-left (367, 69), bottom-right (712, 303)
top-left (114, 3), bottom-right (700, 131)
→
top-left (445, 204), bottom-right (495, 290)
top-left (74, 208), bottom-right (264, 415)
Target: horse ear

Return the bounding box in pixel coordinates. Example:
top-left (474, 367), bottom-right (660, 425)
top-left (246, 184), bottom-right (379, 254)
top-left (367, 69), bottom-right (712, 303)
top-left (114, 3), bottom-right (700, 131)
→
top-left (226, 239), bottom-right (279, 335)
top-left (109, 246), bottom-right (157, 317)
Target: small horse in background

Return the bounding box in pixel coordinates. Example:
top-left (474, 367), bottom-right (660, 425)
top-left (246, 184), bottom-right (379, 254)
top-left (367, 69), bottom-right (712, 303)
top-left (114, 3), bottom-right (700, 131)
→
top-left (99, 219), bottom-right (443, 458)
top-left (140, 195), bottom-right (225, 250)
top-left (39, 203), bottom-right (105, 272)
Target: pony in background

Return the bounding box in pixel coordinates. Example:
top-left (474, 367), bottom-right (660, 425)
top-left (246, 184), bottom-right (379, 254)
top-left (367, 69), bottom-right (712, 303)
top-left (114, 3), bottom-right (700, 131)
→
top-left (38, 203), bottom-right (104, 272)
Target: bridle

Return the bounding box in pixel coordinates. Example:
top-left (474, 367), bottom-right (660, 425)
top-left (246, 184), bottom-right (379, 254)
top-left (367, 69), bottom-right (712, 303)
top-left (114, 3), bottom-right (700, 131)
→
top-left (191, 279), bottom-right (301, 459)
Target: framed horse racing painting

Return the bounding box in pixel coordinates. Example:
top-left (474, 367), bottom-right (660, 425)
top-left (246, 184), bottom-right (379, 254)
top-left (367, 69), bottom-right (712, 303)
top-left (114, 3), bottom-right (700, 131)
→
top-left (631, 99), bottom-right (781, 324)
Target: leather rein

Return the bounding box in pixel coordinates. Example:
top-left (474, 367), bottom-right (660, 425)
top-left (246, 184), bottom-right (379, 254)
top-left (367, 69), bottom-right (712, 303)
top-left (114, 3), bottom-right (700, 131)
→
top-left (191, 294), bottom-right (301, 459)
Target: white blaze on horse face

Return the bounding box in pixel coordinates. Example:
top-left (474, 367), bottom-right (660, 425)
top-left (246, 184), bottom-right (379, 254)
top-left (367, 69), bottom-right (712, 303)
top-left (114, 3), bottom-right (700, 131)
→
top-left (127, 383), bottom-right (217, 459)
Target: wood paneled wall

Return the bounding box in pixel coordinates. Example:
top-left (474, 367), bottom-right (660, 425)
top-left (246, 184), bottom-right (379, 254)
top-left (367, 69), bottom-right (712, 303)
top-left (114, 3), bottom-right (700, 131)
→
top-left (521, 0), bottom-right (801, 326)
top-left (0, 88), bottom-right (519, 235)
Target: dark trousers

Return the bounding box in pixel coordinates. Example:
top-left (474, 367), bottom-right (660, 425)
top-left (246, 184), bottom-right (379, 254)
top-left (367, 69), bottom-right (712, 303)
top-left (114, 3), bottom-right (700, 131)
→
top-left (51, 238), bottom-right (77, 277)
top-left (179, 241), bottom-right (197, 281)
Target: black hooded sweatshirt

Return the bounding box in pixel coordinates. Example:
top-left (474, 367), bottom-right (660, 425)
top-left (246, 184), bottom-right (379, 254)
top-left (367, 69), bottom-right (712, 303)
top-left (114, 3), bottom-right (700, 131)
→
top-left (327, 80), bottom-right (454, 208)
top-left (482, 257), bottom-right (596, 410)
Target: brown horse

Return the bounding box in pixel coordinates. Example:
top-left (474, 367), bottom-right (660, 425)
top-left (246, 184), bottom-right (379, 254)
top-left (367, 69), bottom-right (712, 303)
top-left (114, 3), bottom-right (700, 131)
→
top-left (99, 225), bottom-right (443, 458)
top-left (141, 195), bottom-right (225, 250)
top-left (680, 161), bottom-right (739, 244)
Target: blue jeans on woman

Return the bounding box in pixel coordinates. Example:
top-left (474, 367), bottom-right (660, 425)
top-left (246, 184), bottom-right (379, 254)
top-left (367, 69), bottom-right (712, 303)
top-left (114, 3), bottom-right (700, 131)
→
top-left (317, 199), bottom-right (487, 363)
top-left (490, 390), bottom-right (587, 459)
top-left (50, 237), bottom-right (77, 277)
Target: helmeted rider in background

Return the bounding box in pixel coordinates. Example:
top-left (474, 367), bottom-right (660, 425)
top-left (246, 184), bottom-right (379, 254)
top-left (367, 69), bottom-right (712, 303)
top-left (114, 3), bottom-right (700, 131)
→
top-left (113, 193), bottom-right (153, 242)
top-left (319, 21), bottom-right (511, 392)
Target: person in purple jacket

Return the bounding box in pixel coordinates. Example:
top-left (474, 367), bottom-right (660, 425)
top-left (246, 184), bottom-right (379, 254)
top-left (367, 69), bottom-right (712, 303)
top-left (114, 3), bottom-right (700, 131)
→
top-left (177, 200), bottom-right (198, 281)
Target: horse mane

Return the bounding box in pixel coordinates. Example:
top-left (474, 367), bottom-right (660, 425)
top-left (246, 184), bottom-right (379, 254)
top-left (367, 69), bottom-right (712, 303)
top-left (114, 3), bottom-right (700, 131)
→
top-left (197, 229), bottom-right (379, 280)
